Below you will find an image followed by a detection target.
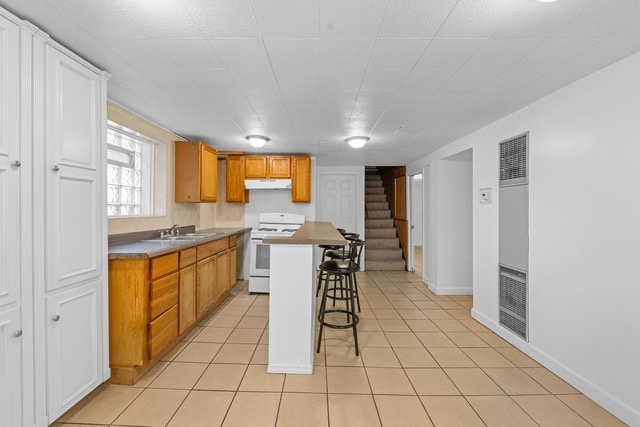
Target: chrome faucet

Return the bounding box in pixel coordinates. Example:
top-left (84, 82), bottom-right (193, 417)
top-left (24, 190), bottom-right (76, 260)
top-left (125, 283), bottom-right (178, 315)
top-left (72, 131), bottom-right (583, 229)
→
top-left (169, 224), bottom-right (180, 236)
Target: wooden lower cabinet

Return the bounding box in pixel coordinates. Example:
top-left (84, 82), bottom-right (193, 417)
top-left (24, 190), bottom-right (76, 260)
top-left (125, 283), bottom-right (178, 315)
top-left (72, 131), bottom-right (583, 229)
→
top-left (178, 264), bottom-right (196, 334)
top-left (229, 246), bottom-right (237, 289)
top-left (215, 250), bottom-right (230, 300)
top-left (196, 255), bottom-right (216, 317)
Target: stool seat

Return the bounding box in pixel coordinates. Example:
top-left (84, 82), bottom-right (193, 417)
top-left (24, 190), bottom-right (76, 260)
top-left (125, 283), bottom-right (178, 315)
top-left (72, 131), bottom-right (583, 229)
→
top-left (325, 248), bottom-right (349, 259)
top-left (319, 259), bottom-right (356, 273)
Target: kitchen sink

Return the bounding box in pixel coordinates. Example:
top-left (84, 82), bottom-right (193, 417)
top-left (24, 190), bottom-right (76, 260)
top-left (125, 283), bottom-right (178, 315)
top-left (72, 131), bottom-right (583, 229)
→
top-left (141, 232), bottom-right (220, 243)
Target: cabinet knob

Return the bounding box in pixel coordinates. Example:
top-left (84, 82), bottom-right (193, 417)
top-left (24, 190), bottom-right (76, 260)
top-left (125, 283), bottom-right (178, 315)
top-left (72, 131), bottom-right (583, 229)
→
top-left (12, 160), bottom-right (21, 168)
top-left (13, 330), bottom-right (22, 338)
top-left (52, 165), bottom-right (60, 172)
top-left (51, 315), bottom-right (60, 322)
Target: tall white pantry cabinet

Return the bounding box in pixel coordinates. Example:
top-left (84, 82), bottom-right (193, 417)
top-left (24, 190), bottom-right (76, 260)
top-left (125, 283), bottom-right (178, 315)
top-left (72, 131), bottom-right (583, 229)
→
top-left (0, 6), bottom-right (110, 427)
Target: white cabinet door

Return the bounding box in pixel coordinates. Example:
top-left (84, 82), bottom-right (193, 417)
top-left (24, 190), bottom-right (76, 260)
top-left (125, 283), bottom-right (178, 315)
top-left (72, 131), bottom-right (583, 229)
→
top-left (0, 306), bottom-right (23, 427)
top-left (45, 46), bottom-right (102, 293)
top-left (46, 281), bottom-right (101, 420)
top-left (0, 13), bottom-right (21, 308)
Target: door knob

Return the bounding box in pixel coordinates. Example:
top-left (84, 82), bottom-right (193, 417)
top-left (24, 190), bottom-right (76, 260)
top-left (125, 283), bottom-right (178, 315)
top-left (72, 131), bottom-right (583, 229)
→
top-left (12, 160), bottom-right (21, 168)
top-left (51, 315), bottom-right (60, 322)
top-left (13, 330), bottom-right (22, 337)
top-left (52, 165), bottom-right (60, 172)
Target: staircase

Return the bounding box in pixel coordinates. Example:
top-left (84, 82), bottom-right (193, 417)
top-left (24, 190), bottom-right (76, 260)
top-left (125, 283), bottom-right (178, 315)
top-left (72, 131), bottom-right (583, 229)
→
top-left (365, 172), bottom-right (406, 271)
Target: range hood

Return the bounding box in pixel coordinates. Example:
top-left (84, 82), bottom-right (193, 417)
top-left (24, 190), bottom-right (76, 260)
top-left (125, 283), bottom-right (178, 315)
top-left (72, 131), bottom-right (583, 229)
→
top-left (244, 179), bottom-right (292, 190)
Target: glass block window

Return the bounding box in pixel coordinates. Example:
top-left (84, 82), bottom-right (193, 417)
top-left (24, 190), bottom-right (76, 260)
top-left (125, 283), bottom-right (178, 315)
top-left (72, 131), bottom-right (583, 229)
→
top-left (107, 123), bottom-right (156, 217)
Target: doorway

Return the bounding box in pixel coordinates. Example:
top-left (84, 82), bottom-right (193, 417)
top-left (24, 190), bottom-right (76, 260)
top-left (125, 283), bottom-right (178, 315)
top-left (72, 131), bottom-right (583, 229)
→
top-left (409, 173), bottom-right (423, 276)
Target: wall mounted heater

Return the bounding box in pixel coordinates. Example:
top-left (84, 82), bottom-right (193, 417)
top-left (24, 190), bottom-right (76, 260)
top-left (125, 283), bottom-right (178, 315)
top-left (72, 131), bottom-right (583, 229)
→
top-left (498, 132), bottom-right (529, 341)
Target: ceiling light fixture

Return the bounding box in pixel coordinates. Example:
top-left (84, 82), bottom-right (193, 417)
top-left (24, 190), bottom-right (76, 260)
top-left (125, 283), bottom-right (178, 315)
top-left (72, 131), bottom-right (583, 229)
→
top-left (345, 136), bottom-right (369, 149)
top-left (246, 135), bottom-right (270, 148)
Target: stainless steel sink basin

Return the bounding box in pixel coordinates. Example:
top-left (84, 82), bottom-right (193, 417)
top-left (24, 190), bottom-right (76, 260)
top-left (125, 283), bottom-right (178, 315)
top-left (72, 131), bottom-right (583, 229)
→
top-left (185, 232), bottom-right (220, 238)
top-left (141, 232), bottom-right (220, 243)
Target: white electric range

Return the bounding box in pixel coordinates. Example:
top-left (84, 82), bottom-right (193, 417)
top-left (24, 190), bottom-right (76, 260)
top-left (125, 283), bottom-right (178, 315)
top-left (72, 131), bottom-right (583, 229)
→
top-left (249, 212), bottom-right (306, 293)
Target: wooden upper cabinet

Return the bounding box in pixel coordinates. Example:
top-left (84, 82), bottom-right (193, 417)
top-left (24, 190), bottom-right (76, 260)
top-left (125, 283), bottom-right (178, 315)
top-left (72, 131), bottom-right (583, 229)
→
top-left (226, 155), bottom-right (249, 203)
top-left (175, 141), bottom-right (218, 202)
top-left (245, 156), bottom-right (267, 178)
top-left (291, 156), bottom-right (311, 203)
top-left (267, 156), bottom-right (291, 178)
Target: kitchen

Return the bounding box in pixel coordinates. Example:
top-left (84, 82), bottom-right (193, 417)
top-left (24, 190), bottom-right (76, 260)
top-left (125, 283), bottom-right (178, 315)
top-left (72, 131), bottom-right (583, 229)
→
top-left (1, 1), bottom-right (639, 426)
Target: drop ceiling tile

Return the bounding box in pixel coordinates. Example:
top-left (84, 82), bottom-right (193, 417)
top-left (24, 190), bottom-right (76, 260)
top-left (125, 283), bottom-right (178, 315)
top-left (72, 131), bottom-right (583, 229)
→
top-left (368, 39), bottom-right (431, 69)
top-left (6, 0), bottom-right (89, 39)
top-left (105, 38), bottom-right (168, 70)
top-left (390, 90), bottom-right (439, 107)
top-left (415, 38), bottom-right (488, 69)
top-left (400, 68), bottom-right (457, 91)
top-left (553, 0), bottom-right (640, 39)
top-left (320, 39), bottom-right (375, 69)
top-left (282, 91), bottom-right (320, 107)
top-left (250, 0), bottom-right (319, 38)
top-left (320, 68), bottom-right (366, 91)
top-left (360, 69), bottom-right (411, 91)
top-left (319, 91), bottom-right (359, 111)
top-left (275, 69), bottom-right (320, 91)
top-left (378, 0), bottom-right (458, 38)
top-left (553, 38), bottom-right (640, 79)
top-left (483, 68), bottom-right (550, 92)
top-left (129, 0), bottom-right (202, 38)
top-left (319, 0), bottom-right (387, 38)
top-left (441, 68), bottom-right (502, 92)
top-left (610, 18), bottom-right (640, 39)
top-left (265, 39), bottom-right (319, 71)
top-left (463, 38), bottom-right (544, 69)
top-left (157, 38), bottom-right (224, 68)
top-left (436, 0), bottom-right (519, 38)
top-left (210, 39), bottom-right (271, 69)
top-left (182, 0), bottom-right (260, 38)
top-left (232, 69), bottom-right (280, 91)
top-left (513, 38), bottom-right (600, 70)
top-left (354, 91), bottom-right (397, 108)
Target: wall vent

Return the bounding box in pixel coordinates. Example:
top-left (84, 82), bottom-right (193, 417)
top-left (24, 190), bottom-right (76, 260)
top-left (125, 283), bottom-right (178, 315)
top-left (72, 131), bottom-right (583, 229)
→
top-left (499, 265), bottom-right (528, 341)
top-left (499, 132), bottom-right (528, 186)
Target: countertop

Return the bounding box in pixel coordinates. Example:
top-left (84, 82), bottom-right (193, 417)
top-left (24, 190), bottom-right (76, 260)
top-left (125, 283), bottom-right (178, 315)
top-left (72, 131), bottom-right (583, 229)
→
top-left (108, 227), bottom-right (251, 259)
top-left (262, 221), bottom-right (346, 246)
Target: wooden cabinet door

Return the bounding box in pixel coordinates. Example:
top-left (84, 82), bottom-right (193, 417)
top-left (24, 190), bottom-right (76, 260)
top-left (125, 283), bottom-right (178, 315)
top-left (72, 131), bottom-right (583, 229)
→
top-left (200, 144), bottom-right (218, 202)
top-left (226, 156), bottom-right (248, 202)
top-left (0, 305), bottom-right (22, 427)
top-left (267, 156), bottom-right (291, 178)
top-left (196, 256), bottom-right (216, 317)
top-left (214, 250), bottom-right (230, 301)
top-left (245, 156), bottom-right (267, 178)
top-left (291, 156), bottom-right (311, 203)
top-left (229, 247), bottom-right (237, 290)
top-left (179, 264), bottom-right (196, 334)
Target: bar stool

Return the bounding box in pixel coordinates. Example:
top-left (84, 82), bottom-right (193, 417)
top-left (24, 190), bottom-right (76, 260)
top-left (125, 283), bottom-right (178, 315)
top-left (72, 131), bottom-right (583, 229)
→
top-left (316, 239), bottom-right (364, 356)
top-left (323, 234), bottom-right (363, 312)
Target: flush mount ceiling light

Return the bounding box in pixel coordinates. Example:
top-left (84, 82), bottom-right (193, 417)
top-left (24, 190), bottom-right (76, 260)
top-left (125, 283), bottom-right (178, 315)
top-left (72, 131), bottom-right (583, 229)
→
top-left (246, 135), bottom-right (270, 148)
top-left (345, 136), bottom-right (369, 149)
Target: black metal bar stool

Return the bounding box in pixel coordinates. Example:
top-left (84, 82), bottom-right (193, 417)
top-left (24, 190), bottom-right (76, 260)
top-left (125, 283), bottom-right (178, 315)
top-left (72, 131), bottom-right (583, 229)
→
top-left (316, 239), bottom-right (364, 356)
top-left (322, 233), bottom-right (363, 312)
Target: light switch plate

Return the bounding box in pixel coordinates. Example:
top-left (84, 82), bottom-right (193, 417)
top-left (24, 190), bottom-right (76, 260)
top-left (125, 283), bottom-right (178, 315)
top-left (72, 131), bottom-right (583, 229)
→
top-left (479, 187), bottom-right (492, 204)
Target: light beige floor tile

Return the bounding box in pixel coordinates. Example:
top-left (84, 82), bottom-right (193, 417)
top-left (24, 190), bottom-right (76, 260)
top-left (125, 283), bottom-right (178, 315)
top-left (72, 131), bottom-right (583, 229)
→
top-left (358, 331), bottom-right (391, 347)
top-left (213, 343), bottom-right (257, 364)
top-left (467, 396), bottom-right (538, 427)
top-left (496, 347), bottom-right (541, 367)
top-left (223, 392), bottom-right (281, 427)
top-left (237, 316), bottom-right (268, 329)
top-left (394, 348), bottom-right (439, 368)
top-left (326, 366), bottom-right (371, 394)
top-left (413, 301), bottom-right (441, 310)
top-left (259, 330), bottom-right (269, 344)
top-left (277, 393), bottom-right (328, 427)
top-left (385, 332), bottom-right (424, 347)
top-left (207, 314), bottom-right (242, 328)
top-left (444, 368), bottom-right (504, 395)
top-left (445, 332), bottom-right (489, 347)
top-left (245, 306), bottom-right (269, 316)
top-left (250, 344), bottom-right (269, 364)
top-left (447, 309), bottom-right (472, 319)
top-left (512, 395), bottom-right (590, 426)
top-left (283, 366), bottom-right (327, 393)
top-left (522, 367), bottom-right (579, 394)
top-left (476, 332), bottom-right (513, 348)
top-left (405, 368), bottom-right (460, 395)
top-left (458, 319), bottom-right (491, 332)
top-left (323, 329), bottom-right (355, 347)
top-left (193, 326), bottom-right (233, 343)
top-left (398, 309), bottom-right (428, 319)
top-left (219, 305), bottom-right (249, 316)
top-left (149, 362), bottom-right (208, 389)
top-left (358, 318), bottom-right (382, 331)
top-left (174, 342), bottom-right (222, 363)
top-left (325, 345), bottom-right (363, 366)
top-left (56, 424), bottom-right (106, 427)
top-left (328, 394), bottom-right (381, 427)
top-left (432, 319), bottom-right (469, 332)
top-left (437, 301), bottom-right (465, 310)
top-left (112, 388), bottom-right (188, 427)
top-left (239, 364), bottom-right (285, 392)
top-left (194, 363), bottom-right (247, 391)
top-left (59, 385), bottom-right (142, 424)
top-left (160, 341), bottom-right (188, 361)
top-left (428, 348), bottom-right (476, 367)
top-left (484, 368), bottom-right (549, 395)
top-left (373, 308), bottom-right (401, 319)
top-left (422, 309), bottom-right (454, 320)
top-left (227, 328), bottom-right (264, 344)
top-left (133, 361), bottom-right (169, 388)
top-left (366, 367), bottom-right (415, 395)
top-left (181, 326), bottom-right (205, 342)
top-left (405, 319), bottom-right (439, 332)
top-left (462, 348), bottom-right (515, 368)
top-left (415, 332), bottom-right (456, 348)
top-left (557, 394), bottom-right (627, 426)
top-left (167, 390), bottom-right (234, 427)
top-left (374, 395), bottom-right (434, 427)
top-left (360, 347), bottom-right (401, 367)
top-left (420, 396), bottom-right (484, 427)
top-left (378, 319), bottom-right (411, 332)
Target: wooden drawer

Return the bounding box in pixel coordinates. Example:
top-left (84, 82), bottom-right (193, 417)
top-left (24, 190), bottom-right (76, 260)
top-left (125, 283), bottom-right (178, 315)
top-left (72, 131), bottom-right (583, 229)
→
top-left (197, 238), bottom-right (229, 260)
top-left (150, 252), bottom-right (178, 280)
top-left (149, 272), bottom-right (179, 320)
top-left (149, 305), bottom-right (178, 359)
top-left (179, 247), bottom-right (197, 268)
top-left (229, 234), bottom-right (237, 248)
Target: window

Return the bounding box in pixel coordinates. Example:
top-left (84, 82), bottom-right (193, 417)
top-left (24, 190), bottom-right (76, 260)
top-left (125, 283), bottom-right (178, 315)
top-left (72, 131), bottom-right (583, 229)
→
top-left (106, 122), bottom-right (158, 217)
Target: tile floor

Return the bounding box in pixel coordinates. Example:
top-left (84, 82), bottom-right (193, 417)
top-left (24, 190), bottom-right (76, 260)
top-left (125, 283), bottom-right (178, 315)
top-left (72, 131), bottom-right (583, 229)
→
top-left (54, 271), bottom-right (626, 427)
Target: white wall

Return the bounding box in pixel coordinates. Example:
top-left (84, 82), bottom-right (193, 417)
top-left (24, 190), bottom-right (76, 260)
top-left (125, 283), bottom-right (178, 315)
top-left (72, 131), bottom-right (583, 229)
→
top-left (407, 51), bottom-right (640, 425)
top-left (410, 174), bottom-right (423, 246)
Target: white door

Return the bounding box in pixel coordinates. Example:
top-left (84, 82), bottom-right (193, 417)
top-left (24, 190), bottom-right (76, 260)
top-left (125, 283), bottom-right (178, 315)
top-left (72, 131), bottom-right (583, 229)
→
top-left (45, 46), bottom-right (102, 293)
top-left (317, 173), bottom-right (358, 232)
top-left (46, 281), bottom-right (101, 420)
top-left (0, 306), bottom-right (23, 427)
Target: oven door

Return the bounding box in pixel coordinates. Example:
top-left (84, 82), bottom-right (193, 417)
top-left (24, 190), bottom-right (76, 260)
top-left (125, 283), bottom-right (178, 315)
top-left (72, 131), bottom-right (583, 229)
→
top-left (250, 238), bottom-right (271, 277)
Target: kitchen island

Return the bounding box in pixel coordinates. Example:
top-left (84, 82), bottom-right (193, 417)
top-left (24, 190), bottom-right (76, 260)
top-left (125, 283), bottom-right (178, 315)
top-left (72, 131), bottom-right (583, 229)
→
top-left (262, 221), bottom-right (346, 374)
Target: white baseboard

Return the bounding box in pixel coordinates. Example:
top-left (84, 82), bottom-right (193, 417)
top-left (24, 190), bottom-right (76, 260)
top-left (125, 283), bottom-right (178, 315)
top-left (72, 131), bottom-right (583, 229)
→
top-left (267, 364), bottom-right (313, 374)
top-left (471, 308), bottom-right (640, 427)
top-left (428, 282), bottom-right (472, 295)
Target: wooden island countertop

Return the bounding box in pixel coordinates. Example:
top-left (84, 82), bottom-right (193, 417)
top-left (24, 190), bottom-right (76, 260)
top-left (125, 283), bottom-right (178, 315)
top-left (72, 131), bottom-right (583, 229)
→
top-left (262, 221), bottom-right (346, 246)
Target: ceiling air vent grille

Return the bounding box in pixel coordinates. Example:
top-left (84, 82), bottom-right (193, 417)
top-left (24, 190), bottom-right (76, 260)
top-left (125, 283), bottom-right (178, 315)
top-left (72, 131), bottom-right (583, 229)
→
top-left (499, 132), bottom-right (528, 186)
top-left (499, 265), bottom-right (528, 341)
